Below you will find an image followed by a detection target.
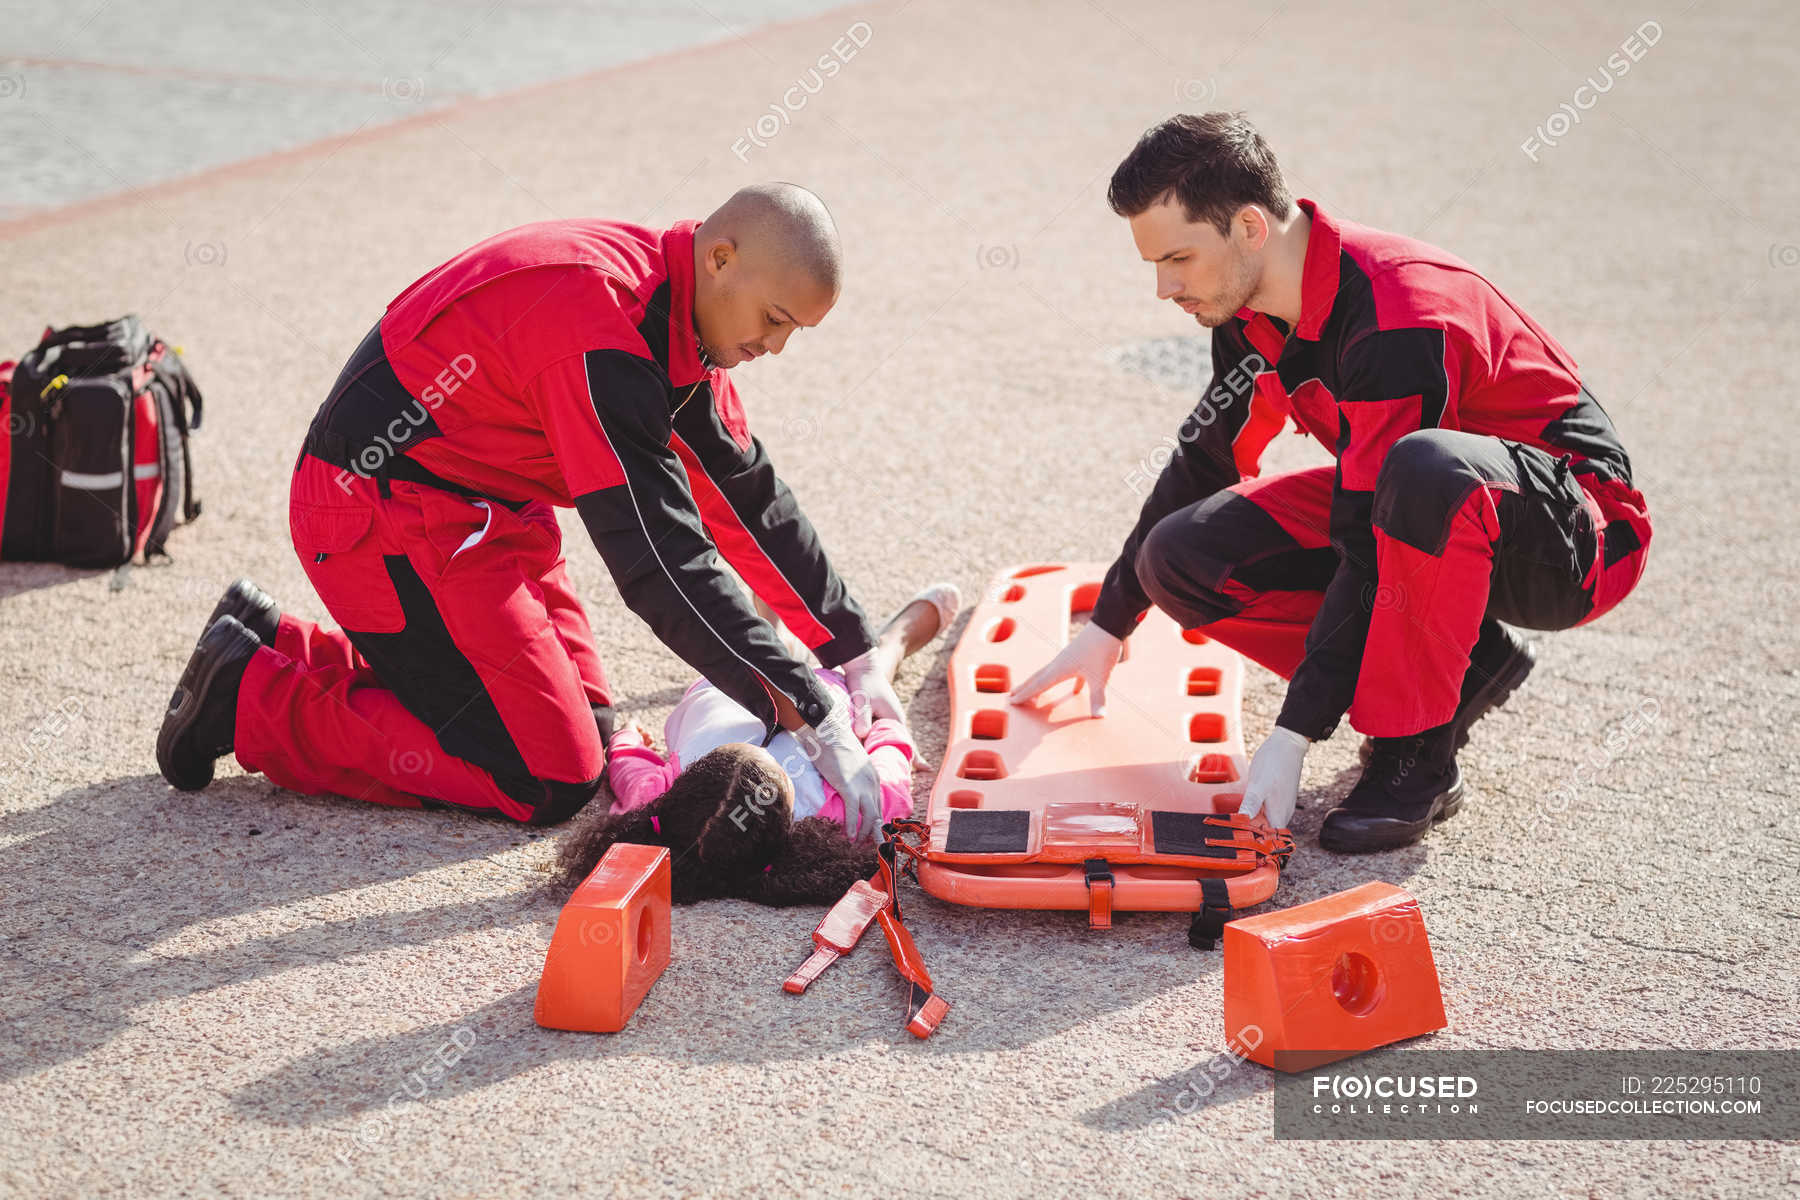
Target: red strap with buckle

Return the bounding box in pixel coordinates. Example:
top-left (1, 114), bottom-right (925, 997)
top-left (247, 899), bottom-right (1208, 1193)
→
top-left (785, 822), bottom-right (951, 1038)
top-left (1083, 858), bottom-right (1114, 929)
top-left (783, 879), bottom-right (887, 994)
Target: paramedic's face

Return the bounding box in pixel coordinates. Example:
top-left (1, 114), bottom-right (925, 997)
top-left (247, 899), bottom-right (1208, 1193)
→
top-left (696, 241), bottom-right (836, 369)
top-left (1128, 196), bottom-right (1261, 329)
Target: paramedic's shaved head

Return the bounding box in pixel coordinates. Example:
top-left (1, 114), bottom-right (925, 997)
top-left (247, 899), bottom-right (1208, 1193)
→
top-left (705, 183), bottom-right (842, 293)
top-left (692, 183), bottom-right (841, 369)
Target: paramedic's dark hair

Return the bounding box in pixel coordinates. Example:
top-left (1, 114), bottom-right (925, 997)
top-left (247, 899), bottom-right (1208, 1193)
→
top-left (1107, 112), bottom-right (1293, 235)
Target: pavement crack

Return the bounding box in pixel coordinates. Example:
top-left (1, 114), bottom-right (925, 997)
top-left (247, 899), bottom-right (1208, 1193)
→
top-left (1708, 984), bottom-right (1786, 1003)
top-left (1589, 932), bottom-right (1747, 966)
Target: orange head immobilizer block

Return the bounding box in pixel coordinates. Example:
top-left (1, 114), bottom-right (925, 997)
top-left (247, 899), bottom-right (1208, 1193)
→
top-left (534, 843), bottom-right (671, 1033)
top-left (1223, 881), bottom-right (1445, 1071)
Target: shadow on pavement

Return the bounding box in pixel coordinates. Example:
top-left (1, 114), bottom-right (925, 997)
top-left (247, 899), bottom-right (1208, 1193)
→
top-left (0, 771), bottom-right (543, 1083)
top-left (0, 561), bottom-right (104, 601)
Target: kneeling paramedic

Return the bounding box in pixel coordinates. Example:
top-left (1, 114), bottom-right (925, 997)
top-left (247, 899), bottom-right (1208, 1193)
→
top-left (158, 183), bottom-right (896, 837)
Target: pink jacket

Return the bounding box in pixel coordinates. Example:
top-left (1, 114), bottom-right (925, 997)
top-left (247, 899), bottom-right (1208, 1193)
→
top-left (605, 694), bottom-right (915, 827)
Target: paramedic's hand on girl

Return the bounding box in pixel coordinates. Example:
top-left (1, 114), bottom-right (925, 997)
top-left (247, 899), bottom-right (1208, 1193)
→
top-left (840, 647), bottom-right (904, 737)
top-left (797, 698), bottom-right (883, 840)
top-left (1239, 726), bottom-right (1310, 829)
top-left (1008, 622), bottom-right (1122, 718)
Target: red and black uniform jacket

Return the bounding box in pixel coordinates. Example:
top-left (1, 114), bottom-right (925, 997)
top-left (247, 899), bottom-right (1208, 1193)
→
top-left (305, 218), bottom-right (874, 734)
top-left (1091, 198), bottom-right (1651, 741)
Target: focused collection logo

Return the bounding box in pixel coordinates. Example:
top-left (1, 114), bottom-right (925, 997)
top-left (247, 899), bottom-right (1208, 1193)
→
top-left (1309, 1073), bottom-right (1480, 1115)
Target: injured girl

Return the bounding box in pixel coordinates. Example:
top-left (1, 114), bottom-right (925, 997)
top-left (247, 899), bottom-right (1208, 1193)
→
top-left (553, 584), bottom-right (960, 907)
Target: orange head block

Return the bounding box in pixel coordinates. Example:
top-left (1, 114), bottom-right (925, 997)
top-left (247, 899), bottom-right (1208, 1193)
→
top-left (1223, 881), bottom-right (1445, 1071)
top-left (535, 843), bottom-right (671, 1033)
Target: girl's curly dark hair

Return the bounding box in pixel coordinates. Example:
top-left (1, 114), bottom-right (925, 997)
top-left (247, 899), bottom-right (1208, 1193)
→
top-left (554, 742), bottom-right (880, 907)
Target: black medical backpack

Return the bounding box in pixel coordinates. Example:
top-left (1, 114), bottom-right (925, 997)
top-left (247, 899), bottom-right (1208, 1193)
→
top-left (0, 315), bottom-right (203, 567)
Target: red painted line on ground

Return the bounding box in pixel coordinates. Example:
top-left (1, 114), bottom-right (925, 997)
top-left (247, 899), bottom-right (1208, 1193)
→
top-left (0, 55), bottom-right (406, 95)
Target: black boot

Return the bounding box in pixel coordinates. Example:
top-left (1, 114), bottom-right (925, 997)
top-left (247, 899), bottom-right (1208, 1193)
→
top-left (158, 616), bottom-right (260, 791)
top-left (201, 578), bottom-right (281, 646)
top-left (1358, 619), bottom-right (1536, 765)
top-left (1322, 720), bottom-right (1463, 853)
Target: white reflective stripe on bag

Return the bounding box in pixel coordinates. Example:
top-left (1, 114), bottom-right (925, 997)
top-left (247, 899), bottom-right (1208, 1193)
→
top-left (134, 462), bottom-right (160, 480)
top-left (59, 470), bottom-right (124, 490)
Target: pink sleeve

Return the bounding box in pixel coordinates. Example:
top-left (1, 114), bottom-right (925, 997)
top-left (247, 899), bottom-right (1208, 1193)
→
top-left (605, 728), bottom-right (677, 813)
top-left (867, 718), bottom-right (916, 822)
top-left (871, 746), bottom-right (916, 822)
top-left (811, 718), bottom-right (917, 827)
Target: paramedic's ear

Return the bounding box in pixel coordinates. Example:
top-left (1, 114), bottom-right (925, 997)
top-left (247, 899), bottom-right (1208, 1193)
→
top-left (1233, 203), bottom-right (1273, 253)
top-left (703, 238), bottom-right (738, 279)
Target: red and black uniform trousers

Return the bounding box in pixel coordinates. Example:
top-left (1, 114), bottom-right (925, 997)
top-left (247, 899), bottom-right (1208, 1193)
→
top-left (234, 331), bottom-right (614, 824)
top-left (1095, 388), bottom-right (1653, 740)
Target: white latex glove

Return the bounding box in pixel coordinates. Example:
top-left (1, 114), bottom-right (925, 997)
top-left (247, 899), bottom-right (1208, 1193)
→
top-left (839, 647), bottom-right (904, 737)
top-left (1238, 726), bottom-right (1311, 829)
top-left (1008, 621), bottom-right (1123, 718)
top-left (795, 696), bottom-right (883, 841)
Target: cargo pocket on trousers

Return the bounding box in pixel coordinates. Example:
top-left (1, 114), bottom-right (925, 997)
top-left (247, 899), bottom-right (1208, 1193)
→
top-left (1492, 442), bottom-right (1598, 630)
top-left (290, 501), bottom-right (407, 634)
top-left (1502, 443), bottom-right (1592, 577)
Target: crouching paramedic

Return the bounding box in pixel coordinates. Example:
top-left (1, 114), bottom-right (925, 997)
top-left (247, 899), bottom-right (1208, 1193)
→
top-left (157, 183), bottom-right (897, 833)
top-left (1011, 114), bottom-right (1653, 854)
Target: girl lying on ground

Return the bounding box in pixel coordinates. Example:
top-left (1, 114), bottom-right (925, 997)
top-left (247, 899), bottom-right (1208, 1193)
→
top-left (553, 584), bottom-right (961, 906)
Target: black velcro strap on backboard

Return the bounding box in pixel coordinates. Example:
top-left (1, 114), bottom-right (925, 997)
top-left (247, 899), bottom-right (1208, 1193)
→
top-left (943, 808), bottom-right (1032, 855)
top-left (1151, 810), bottom-right (1242, 859)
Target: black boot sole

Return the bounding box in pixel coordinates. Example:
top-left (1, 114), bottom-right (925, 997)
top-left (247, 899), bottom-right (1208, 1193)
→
top-left (202, 578), bottom-right (281, 646)
top-left (158, 618), bottom-right (259, 791)
top-left (1318, 772), bottom-right (1465, 854)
